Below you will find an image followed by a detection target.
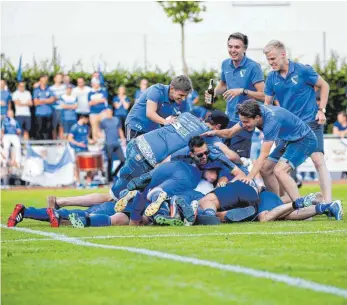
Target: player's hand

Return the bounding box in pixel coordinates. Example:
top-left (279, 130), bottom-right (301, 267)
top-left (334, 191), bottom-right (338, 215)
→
top-left (79, 142), bottom-right (87, 148)
top-left (233, 175), bottom-right (252, 184)
top-left (164, 116), bottom-right (177, 125)
top-left (223, 88), bottom-right (243, 100)
top-left (217, 181), bottom-right (227, 188)
top-left (201, 130), bottom-right (216, 137)
top-left (316, 110), bottom-right (326, 125)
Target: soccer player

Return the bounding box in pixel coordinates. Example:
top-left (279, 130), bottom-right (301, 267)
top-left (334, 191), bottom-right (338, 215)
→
top-left (203, 100), bottom-right (318, 202)
top-left (262, 40), bottom-right (332, 202)
top-left (110, 110), bottom-right (244, 201)
top-left (205, 32), bottom-right (265, 158)
top-left (116, 136), bottom-right (242, 225)
top-left (125, 75), bottom-right (192, 141)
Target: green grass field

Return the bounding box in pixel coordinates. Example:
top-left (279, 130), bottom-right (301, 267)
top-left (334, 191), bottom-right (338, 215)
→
top-left (1, 185), bottom-right (347, 305)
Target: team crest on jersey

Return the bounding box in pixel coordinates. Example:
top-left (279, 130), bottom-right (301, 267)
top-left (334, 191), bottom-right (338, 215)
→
top-left (291, 75), bottom-right (298, 85)
top-left (240, 69), bottom-right (246, 77)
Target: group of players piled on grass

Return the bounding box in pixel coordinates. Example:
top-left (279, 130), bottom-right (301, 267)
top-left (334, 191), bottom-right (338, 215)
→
top-left (7, 34), bottom-right (343, 228)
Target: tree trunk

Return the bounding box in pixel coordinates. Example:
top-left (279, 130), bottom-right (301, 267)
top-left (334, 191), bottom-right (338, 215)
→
top-left (180, 23), bottom-right (188, 75)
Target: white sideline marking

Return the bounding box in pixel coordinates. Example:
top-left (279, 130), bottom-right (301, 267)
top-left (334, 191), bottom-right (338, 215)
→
top-left (2, 229), bottom-right (346, 243)
top-left (2, 225), bottom-right (347, 299)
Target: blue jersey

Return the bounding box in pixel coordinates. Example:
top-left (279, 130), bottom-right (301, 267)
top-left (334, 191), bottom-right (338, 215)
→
top-left (221, 56), bottom-right (264, 122)
top-left (185, 90), bottom-right (199, 111)
top-left (125, 84), bottom-right (185, 133)
top-left (264, 61), bottom-right (319, 123)
top-left (1, 117), bottom-right (20, 135)
top-left (88, 89), bottom-right (108, 114)
top-left (333, 121), bottom-right (347, 131)
top-left (61, 94), bottom-right (78, 122)
top-left (134, 89), bottom-right (144, 100)
top-left (135, 112), bottom-right (221, 167)
top-left (33, 86), bottom-right (55, 117)
top-left (49, 84), bottom-right (66, 109)
top-left (113, 95), bottom-right (130, 117)
top-left (0, 90), bottom-right (12, 116)
top-left (191, 106), bottom-right (210, 120)
top-left (100, 117), bottom-right (121, 145)
top-left (69, 123), bottom-right (89, 150)
top-left (253, 105), bottom-right (311, 142)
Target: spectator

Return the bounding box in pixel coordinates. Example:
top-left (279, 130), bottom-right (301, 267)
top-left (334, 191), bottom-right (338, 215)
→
top-left (333, 111), bottom-right (347, 138)
top-left (134, 78), bottom-right (148, 101)
top-left (61, 85), bottom-right (78, 138)
top-left (12, 82), bottom-right (32, 140)
top-left (88, 78), bottom-right (108, 141)
top-left (49, 73), bottom-right (66, 140)
top-left (112, 85), bottom-right (130, 132)
top-left (0, 79), bottom-right (12, 120)
top-left (100, 108), bottom-right (126, 182)
top-left (185, 89), bottom-right (199, 111)
top-left (1, 109), bottom-right (21, 168)
top-left (63, 74), bottom-right (74, 87)
top-left (72, 77), bottom-right (91, 115)
top-left (33, 75), bottom-right (55, 140)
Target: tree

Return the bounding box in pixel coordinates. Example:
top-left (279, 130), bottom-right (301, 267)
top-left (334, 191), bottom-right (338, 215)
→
top-left (158, 1), bottom-right (206, 75)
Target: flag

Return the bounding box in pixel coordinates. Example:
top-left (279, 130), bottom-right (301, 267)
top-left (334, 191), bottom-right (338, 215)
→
top-left (98, 64), bottom-right (105, 86)
top-left (16, 55), bottom-right (23, 82)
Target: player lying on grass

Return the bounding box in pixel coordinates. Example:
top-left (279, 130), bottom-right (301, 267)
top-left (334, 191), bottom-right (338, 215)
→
top-left (114, 136), bottom-right (245, 226)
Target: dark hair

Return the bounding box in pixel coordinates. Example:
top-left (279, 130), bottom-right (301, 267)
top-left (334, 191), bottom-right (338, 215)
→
top-left (188, 136), bottom-right (206, 152)
top-left (208, 110), bottom-right (229, 129)
top-left (237, 100), bottom-right (261, 118)
top-left (39, 74), bottom-right (48, 80)
top-left (170, 75), bottom-right (193, 93)
top-left (77, 113), bottom-right (89, 120)
top-left (227, 32), bottom-right (248, 50)
top-left (338, 111), bottom-right (347, 117)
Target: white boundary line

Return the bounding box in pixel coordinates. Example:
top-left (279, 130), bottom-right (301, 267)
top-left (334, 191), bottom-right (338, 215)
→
top-left (2, 225), bottom-right (347, 299)
top-left (2, 229), bottom-right (347, 243)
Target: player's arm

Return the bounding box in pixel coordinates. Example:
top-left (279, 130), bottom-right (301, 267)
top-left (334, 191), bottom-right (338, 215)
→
top-left (214, 141), bottom-right (242, 164)
top-left (146, 100), bottom-right (169, 125)
top-left (234, 141), bottom-right (273, 184)
top-left (246, 81), bottom-right (265, 101)
top-left (68, 133), bottom-right (86, 148)
top-left (314, 76), bottom-right (330, 124)
top-left (202, 122), bottom-right (243, 139)
top-left (264, 95), bottom-right (274, 105)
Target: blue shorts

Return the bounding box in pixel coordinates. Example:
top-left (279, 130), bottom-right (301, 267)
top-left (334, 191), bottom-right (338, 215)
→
top-left (62, 121), bottom-right (76, 135)
top-left (224, 121), bottom-right (253, 158)
top-left (16, 116), bottom-right (31, 132)
top-left (268, 130), bottom-right (318, 169)
top-left (307, 121), bottom-right (324, 154)
top-left (213, 181), bottom-right (259, 211)
top-left (52, 109), bottom-right (62, 129)
top-left (257, 191), bottom-right (283, 214)
top-left (86, 201), bottom-right (116, 216)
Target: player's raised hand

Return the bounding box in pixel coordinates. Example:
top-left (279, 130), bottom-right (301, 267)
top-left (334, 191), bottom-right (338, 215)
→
top-left (223, 88), bottom-right (243, 100)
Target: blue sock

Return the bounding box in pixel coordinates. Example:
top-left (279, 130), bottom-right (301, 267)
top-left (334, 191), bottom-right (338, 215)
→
top-left (57, 209), bottom-right (87, 220)
top-left (315, 203), bottom-right (331, 214)
top-left (24, 207), bottom-right (49, 221)
top-left (157, 203), bottom-right (170, 216)
top-left (202, 208), bottom-right (216, 216)
top-left (89, 214), bottom-right (112, 227)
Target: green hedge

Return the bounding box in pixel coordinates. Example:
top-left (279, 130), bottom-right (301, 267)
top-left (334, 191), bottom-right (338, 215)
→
top-left (1, 53), bottom-right (346, 132)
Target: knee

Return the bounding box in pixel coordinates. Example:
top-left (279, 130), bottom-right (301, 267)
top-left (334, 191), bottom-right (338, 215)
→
top-left (199, 193), bottom-right (218, 210)
top-left (273, 165), bottom-right (287, 178)
top-left (260, 162), bottom-right (274, 176)
top-left (257, 211), bottom-right (268, 223)
top-left (311, 153), bottom-right (325, 169)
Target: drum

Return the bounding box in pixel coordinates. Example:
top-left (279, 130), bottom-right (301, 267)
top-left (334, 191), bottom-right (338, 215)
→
top-left (76, 152), bottom-right (103, 171)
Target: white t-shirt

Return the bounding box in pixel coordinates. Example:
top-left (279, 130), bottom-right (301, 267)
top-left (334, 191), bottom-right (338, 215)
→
top-left (72, 86), bottom-right (92, 113)
top-left (12, 90), bottom-right (32, 116)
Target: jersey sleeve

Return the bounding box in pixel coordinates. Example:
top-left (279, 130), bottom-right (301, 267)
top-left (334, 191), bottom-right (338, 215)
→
top-left (69, 124), bottom-right (77, 136)
top-left (220, 62), bottom-right (226, 83)
top-left (112, 96), bottom-right (119, 103)
top-left (264, 74), bottom-right (275, 97)
top-left (303, 65), bottom-right (319, 86)
top-left (33, 88), bottom-right (39, 99)
top-left (146, 86), bottom-right (161, 104)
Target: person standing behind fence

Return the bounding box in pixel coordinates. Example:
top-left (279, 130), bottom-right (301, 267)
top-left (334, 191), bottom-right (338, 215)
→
top-left (113, 85), bottom-right (130, 133)
top-left (12, 82), bottom-right (32, 140)
top-left (49, 73), bottom-right (66, 140)
top-left (33, 75), bottom-right (55, 140)
top-left (72, 77), bottom-right (91, 115)
top-left (262, 39), bottom-right (331, 202)
top-left (333, 111), bottom-right (347, 138)
top-left (100, 108), bottom-right (126, 182)
top-left (134, 78), bottom-right (149, 101)
top-left (0, 80), bottom-right (12, 120)
top-left (60, 85), bottom-right (78, 138)
top-left (88, 78), bottom-right (108, 141)
top-left (1, 109), bottom-right (21, 168)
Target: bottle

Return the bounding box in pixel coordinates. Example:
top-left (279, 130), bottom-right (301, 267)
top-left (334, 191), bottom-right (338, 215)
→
top-left (206, 79), bottom-right (215, 108)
